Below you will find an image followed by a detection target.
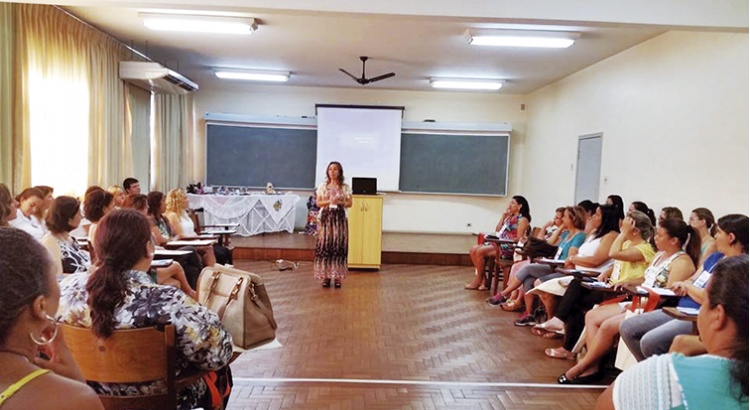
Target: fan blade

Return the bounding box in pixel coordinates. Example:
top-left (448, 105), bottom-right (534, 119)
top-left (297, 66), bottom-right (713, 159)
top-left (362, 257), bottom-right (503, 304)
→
top-left (338, 68), bottom-right (359, 81)
top-left (368, 72), bottom-right (396, 83)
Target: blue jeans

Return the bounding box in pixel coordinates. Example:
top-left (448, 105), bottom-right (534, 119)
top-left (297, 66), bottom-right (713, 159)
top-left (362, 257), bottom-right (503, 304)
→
top-left (619, 309), bottom-right (694, 361)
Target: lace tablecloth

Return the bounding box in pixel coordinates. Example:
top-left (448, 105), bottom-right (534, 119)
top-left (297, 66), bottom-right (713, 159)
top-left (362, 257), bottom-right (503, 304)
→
top-left (188, 194), bottom-right (300, 236)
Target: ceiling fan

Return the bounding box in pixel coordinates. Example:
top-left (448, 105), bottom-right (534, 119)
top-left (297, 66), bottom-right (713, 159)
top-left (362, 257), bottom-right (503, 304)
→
top-left (339, 56), bottom-right (396, 85)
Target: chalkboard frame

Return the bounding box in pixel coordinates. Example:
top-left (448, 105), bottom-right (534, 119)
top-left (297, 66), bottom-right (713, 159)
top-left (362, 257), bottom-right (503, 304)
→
top-left (398, 130), bottom-right (510, 196)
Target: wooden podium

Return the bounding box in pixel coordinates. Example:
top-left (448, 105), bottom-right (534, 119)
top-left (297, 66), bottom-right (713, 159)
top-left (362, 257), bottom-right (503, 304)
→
top-left (348, 195), bottom-right (383, 269)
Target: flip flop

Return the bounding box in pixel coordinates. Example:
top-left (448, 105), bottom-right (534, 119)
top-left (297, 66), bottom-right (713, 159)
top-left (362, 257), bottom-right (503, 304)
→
top-left (531, 327), bottom-right (562, 338)
top-left (533, 322), bottom-right (565, 335)
top-left (501, 300), bottom-right (525, 312)
top-left (464, 283), bottom-right (481, 290)
top-left (545, 347), bottom-right (575, 360)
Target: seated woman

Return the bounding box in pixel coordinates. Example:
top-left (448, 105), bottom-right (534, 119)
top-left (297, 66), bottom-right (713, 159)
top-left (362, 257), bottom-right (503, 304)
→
top-left (489, 206), bottom-right (564, 311)
top-left (122, 194), bottom-right (197, 299)
top-left (0, 183), bottom-right (19, 226)
top-left (489, 206), bottom-right (587, 326)
top-left (106, 185), bottom-right (126, 209)
top-left (557, 217), bottom-right (700, 384)
top-left (30, 185), bottom-right (54, 236)
top-left (465, 195), bottom-right (531, 290)
top-left (619, 214), bottom-right (748, 361)
top-left (9, 187), bottom-right (46, 241)
top-left (0, 228), bottom-right (103, 410)
top-left (40, 196), bottom-right (91, 275)
top-left (83, 189), bottom-right (115, 254)
top-left (597, 255), bottom-right (749, 409)
top-left (165, 188), bottom-right (233, 266)
top-left (658, 206), bottom-right (684, 224)
top-left (543, 211), bottom-right (656, 360)
top-left (628, 201), bottom-right (656, 225)
top-left (689, 207), bottom-right (717, 266)
top-left (533, 204), bottom-right (620, 322)
top-left (605, 195), bottom-right (625, 224)
top-left (57, 209), bottom-right (233, 410)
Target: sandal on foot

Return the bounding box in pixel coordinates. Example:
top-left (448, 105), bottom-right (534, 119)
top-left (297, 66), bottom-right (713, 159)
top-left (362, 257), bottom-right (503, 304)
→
top-left (545, 347), bottom-right (575, 360)
top-left (532, 327), bottom-right (562, 338)
top-left (501, 300), bottom-right (524, 312)
top-left (533, 322), bottom-right (564, 335)
top-left (322, 279), bottom-right (331, 288)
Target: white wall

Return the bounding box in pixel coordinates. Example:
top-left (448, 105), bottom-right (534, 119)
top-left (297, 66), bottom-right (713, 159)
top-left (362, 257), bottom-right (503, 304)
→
top-left (193, 85), bottom-right (529, 234)
top-left (523, 31), bottom-right (749, 222)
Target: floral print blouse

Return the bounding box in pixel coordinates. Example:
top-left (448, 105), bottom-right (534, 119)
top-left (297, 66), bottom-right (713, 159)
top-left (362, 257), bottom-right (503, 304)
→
top-left (57, 270), bottom-right (234, 410)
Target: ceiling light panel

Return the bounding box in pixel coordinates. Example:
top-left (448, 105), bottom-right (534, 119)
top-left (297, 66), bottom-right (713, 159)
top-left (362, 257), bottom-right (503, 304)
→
top-left (466, 29), bottom-right (579, 48)
top-left (430, 78), bottom-right (504, 91)
top-left (140, 13), bottom-right (257, 35)
top-left (215, 70), bottom-right (290, 82)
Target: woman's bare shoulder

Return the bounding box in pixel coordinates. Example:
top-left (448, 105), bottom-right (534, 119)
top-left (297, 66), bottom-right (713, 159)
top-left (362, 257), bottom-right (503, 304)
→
top-left (9, 373), bottom-right (103, 410)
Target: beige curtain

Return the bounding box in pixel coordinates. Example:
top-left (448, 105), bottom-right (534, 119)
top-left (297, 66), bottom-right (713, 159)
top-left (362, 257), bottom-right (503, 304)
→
top-left (0, 3), bottom-right (15, 188)
top-left (152, 93), bottom-right (193, 191)
top-left (87, 33), bottom-right (132, 188)
top-left (14, 4), bottom-right (135, 195)
top-left (128, 85), bottom-right (152, 189)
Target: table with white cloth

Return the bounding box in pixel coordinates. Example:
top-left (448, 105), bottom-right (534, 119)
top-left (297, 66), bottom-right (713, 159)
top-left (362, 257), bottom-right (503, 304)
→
top-left (187, 193), bottom-right (300, 237)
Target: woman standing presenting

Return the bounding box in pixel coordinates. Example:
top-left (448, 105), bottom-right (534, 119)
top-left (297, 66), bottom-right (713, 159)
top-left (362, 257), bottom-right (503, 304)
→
top-left (315, 161), bottom-right (353, 288)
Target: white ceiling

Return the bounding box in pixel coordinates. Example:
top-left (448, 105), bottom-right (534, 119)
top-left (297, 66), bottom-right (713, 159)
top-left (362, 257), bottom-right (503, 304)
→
top-left (25, 0), bottom-right (750, 94)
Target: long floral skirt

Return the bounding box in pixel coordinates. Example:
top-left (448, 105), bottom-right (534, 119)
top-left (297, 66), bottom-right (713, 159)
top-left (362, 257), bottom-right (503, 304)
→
top-left (314, 207), bottom-right (348, 280)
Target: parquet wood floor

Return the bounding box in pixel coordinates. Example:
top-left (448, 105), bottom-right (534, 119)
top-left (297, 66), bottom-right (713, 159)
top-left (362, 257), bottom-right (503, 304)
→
top-left (227, 261), bottom-right (604, 410)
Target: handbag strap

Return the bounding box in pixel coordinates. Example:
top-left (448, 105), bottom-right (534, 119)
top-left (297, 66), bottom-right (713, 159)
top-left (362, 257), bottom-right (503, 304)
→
top-left (200, 270), bottom-right (223, 306)
top-left (248, 282), bottom-right (278, 329)
top-left (215, 276), bottom-right (244, 320)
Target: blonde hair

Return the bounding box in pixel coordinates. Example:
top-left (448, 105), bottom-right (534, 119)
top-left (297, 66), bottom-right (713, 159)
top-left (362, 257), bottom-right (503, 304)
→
top-left (107, 185), bottom-right (123, 196)
top-left (165, 189), bottom-right (187, 214)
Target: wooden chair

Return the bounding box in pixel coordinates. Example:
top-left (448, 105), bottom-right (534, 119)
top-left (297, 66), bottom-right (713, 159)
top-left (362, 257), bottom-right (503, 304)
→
top-left (61, 324), bottom-right (207, 410)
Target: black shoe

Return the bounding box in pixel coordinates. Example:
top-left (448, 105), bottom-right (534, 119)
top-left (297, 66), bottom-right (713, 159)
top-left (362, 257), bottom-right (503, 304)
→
top-left (486, 295), bottom-right (507, 307)
top-left (334, 279), bottom-right (342, 288)
top-left (557, 371), bottom-right (602, 385)
top-left (513, 313), bottom-right (537, 327)
top-left (322, 279), bottom-right (331, 288)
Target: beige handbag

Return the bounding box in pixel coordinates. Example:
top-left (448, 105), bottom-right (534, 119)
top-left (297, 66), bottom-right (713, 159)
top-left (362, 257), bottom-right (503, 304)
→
top-left (197, 265), bottom-right (277, 349)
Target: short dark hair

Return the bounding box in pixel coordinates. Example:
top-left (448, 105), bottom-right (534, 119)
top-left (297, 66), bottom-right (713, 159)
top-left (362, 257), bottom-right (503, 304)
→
top-left (576, 200), bottom-right (598, 216)
top-left (717, 214), bottom-right (749, 254)
top-left (45, 196), bottom-right (81, 234)
top-left (84, 190), bottom-right (114, 223)
top-left (122, 177), bottom-right (139, 192)
top-left (0, 228), bottom-right (53, 345)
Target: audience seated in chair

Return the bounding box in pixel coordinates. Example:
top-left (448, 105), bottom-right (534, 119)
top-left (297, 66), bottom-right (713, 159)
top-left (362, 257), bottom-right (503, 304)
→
top-left (8, 187), bottom-right (46, 241)
top-left (57, 209), bottom-right (234, 410)
top-left (0, 228), bottom-right (103, 410)
top-left (0, 183), bottom-right (19, 226)
top-left (541, 211), bottom-right (656, 361)
top-left (557, 218), bottom-right (699, 384)
top-left (465, 195), bottom-right (531, 291)
top-left (41, 196), bottom-right (91, 275)
top-left (619, 214), bottom-right (748, 362)
top-left (597, 255), bottom-right (749, 409)
top-left (689, 207), bottom-right (717, 267)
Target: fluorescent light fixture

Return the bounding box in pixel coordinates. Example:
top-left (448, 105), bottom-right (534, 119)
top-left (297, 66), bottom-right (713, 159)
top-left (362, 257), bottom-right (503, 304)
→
top-left (466, 29), bottom-right (579, 48)
top-left (430, 78), bottom-right (504, 91)
top-left (140, 13), bottom-right (257, 35)
top-left (215, 70), bottom-right (290, 82)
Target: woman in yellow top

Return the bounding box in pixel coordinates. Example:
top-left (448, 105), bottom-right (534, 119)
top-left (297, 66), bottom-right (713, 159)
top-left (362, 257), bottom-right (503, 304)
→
top-left (0, 228), bottom-right (102, 410)
top-left (543, 211), bottom-right (656, 360)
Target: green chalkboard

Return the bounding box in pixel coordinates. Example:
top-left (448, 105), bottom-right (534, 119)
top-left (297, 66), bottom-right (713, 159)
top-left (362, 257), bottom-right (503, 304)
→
top-left (399, 133), bottom-right (509, 195)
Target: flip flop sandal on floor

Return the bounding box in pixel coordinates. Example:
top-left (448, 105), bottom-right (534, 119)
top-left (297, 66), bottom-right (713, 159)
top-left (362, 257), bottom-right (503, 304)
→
top-left (545, 347), bottom-right (575, 360)
top-left (531, 327), bottom-right (561, 338)
top-left (501, 300), bottom-right (524, 312)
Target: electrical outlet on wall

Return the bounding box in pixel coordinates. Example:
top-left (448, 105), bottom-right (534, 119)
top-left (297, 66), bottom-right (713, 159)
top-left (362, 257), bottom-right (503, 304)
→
top-left (466, 223), bottom-right (472, 227)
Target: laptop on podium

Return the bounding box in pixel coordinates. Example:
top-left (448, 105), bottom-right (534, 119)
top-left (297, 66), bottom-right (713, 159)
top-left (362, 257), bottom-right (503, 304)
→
top-left (352, 177), bottom-right (377, 195)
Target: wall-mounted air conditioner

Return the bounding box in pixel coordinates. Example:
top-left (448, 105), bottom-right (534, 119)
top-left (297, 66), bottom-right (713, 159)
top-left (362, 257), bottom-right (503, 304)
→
top-left (119, 61), bottom-right (199, 94)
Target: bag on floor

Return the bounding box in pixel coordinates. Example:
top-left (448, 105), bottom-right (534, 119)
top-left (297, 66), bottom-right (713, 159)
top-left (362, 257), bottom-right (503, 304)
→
top-left (197, 265), bottom-right (277, 349)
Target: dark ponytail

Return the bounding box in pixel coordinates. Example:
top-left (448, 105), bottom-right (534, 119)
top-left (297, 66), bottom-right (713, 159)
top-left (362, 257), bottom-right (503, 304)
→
top-left (660, 218), bottom-right (701, 266)
top-left (86, 209), bottom-right (151, 338)
top-left (631, 201), bottom-right (656, 226)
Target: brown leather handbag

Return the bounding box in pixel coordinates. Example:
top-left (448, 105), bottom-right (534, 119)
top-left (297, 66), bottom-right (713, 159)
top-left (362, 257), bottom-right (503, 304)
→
top-left (197, 265), bottom-right (277, 349)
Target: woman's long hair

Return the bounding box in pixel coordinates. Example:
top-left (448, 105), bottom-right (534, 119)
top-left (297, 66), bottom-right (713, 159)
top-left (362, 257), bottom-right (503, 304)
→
top-left (594, 204), bottom-right (620, 239)
top-left (165, 189), bottom-right (187, 215)
top-left (717, 214), bottom-right (749, 254)
top-left (86, 210), bottom-right (151, 338)
top-left (631, 201), bottom-right (656, 226)
top-left (692, 207), bottom-right (717, 236)
top-left (706, 255), bottom-right (748, 399)
top-left (512, 195), bottom-right (532, 223)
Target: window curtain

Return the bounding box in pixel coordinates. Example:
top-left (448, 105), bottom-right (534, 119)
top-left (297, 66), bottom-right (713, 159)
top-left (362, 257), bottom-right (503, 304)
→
top-left (152, 93), bottom-right (193, 192)
top-left (15, 4), bottom-right (133, 196)
top-left (0, 3), bottom-right (16, 189)
top-left (128, 85), bottom-right (151, 189)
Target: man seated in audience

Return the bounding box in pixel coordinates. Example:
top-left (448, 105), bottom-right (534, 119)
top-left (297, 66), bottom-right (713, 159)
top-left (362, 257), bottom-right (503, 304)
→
top-left (122, 177), bottom-right (141, 195)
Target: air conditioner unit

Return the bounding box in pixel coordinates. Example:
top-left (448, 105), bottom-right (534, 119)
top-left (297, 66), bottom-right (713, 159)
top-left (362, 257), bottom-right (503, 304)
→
top-left (119, 61), bottom-right (199, 94)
